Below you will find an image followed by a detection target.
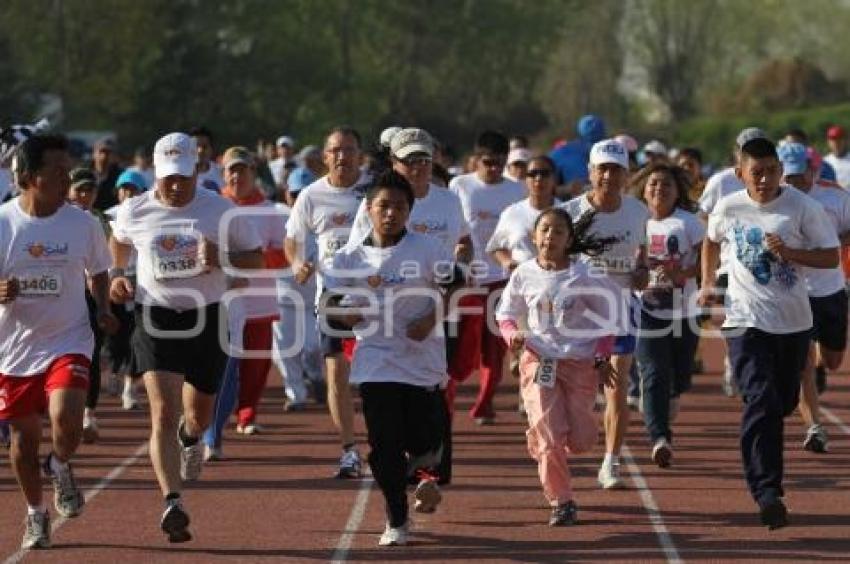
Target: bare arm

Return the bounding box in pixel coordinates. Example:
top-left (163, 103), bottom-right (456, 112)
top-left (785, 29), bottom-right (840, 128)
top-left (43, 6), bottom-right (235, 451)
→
top-left (765, 234), bottom-right (839, 269)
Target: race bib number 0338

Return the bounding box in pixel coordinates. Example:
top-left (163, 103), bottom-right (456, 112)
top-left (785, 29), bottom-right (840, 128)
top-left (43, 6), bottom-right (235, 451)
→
top-left (151, 234), bottom-right (202, 280)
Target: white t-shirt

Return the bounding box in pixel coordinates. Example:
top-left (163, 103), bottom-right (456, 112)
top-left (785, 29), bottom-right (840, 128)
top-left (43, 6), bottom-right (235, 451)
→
top-left (0, 201), bottom-right (112, 376)
top-left (112, 188), bottom-right (262, 311)
top-left (269, 158), bottom-right (294, 188)
top-left (326, 231), bottom-right (451, 387)
top-left (560, 193), bottom-right (650, 290)
top-left (274, 203), bottom-right (318, 308)
top-left (641, 208), bottom-right (705, 319)
top-left (348, 184), bottom-right (470, 256)
top-left (284, 173), bottom-right (371, 285)
top-left (699, 167), bottom-right (743, 275)
top-left (486, 198), bottom-right (560, 263)
top-left (707, 186), bottom-right (839, 333)
top-left (802, 184), bottom-right (850, 297)
top-left (0, 168), bottom-right (13, 202)
top-left (227, 200), bottom-right (287, 329)
top-left (496, 260), bottom-right (620, 360)
top-left (196, 163), bottom-right (225, 193)
top-left (824, 153), bottom-right (850, 189)
top-left (450, 173), bottom-right (525, 284)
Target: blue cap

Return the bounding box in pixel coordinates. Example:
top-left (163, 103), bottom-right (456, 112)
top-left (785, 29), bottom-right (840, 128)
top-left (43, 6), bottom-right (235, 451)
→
top-left (287, 167), bottom-right (316, 193)
top-left (777, 142), bottom-right (808, 176)
top-left (576, 114), bottom-right (606, 143)
top-left (115, 169), bottom-right (149, 191)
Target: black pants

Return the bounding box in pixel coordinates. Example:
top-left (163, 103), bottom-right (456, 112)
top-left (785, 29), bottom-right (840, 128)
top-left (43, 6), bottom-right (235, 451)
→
top-left (360, 382), bottom-right (445, 528)
top-left (85, 292), bottom-right (102, 410)
top-left (725, 328), bottom-right (810, 507)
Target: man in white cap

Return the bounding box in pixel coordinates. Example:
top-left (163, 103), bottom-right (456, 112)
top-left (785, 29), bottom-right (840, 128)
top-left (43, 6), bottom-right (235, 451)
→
top-left (561, 138), bottom-right (650, 490)
top-left (109, 132), bottom-right (263, 543)
top-left (504, 148), bottom-right (531, 182)
top-left (270, 135), bottom-right (297, 192)
top-left (642, 140), bottom-right (668, 167)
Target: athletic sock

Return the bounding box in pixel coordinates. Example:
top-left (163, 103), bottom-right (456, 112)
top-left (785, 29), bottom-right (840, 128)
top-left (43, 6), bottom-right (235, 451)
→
top-left (603, 453), bottom-right (619, 467)
top-left (27, 504), bottom-right (47, 515)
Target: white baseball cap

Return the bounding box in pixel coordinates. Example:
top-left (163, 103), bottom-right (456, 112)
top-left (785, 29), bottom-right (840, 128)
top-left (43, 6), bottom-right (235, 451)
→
top-left (643, 140), bottom-right (667, 155)
top-left (589, 138), bottom-right (629, 169)
top-left (507, 148), bottom-right (532, 165)
top-left (379, 126), bottom-right (403, 149)
top-left (153, 132), bottom-right (198, 179)
top-left (276, 135), bottom-right (295, 148)
top-left (390, 128), bottom-right (434, 159)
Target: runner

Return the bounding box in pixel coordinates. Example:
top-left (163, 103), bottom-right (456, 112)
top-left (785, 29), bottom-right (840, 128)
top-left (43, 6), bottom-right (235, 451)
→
top-left (348, 127), bottom-right (471, 485)
top-left (109, 132), bottom-right (263, 542)
top-left (449, 130), bottom-right (525, 425)
top-left (635, 164), bottom-right (705, 468)
top-left (0, 134), bottom-right (117, 549)
top-left (700, 134), bottom-right (839, 529)
top-left (776, 142), bottom-right (850, 453)
top-left (284, 126), bottom-right (373, 478)
top-left (497, 207), bottom-right (618, 526)
top-left (561, 138), bottom-right (650, 490)
top-left (66, 167), bottom-right (113, 444)
top-left (203, 146), bottom-right (286, 459)
top-left (322, 170), bottom-right (455, 546)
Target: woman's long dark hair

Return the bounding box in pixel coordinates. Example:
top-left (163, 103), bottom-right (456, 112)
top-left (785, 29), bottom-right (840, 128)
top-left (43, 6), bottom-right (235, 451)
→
top-left (533, 207), bottom-right (618, 257)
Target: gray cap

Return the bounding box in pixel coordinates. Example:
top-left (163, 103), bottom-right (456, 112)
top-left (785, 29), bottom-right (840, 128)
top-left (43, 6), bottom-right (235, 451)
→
top-left (736, 127), bottom-right (769, 149)
top-left (379, 126), bottom-right (403, 149)
top-left (390, 128), bottom-right (434, 159)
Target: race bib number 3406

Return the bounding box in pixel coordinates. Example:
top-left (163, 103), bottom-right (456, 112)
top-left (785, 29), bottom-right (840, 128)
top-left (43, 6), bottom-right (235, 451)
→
top-left (18, 270), bottom-right (62, 297)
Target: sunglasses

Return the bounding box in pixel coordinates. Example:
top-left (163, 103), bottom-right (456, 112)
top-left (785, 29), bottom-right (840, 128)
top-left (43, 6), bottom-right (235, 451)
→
top-left (480, 158), bottom-right (505, 168)
top-left (527, 169), bottom-right (553, 179)
top-left (400, 155), bottom-right (432, 167)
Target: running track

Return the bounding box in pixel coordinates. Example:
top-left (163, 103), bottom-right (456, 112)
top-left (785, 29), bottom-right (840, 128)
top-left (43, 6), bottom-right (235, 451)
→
top-left (2, 337), bottom-right (850, 562)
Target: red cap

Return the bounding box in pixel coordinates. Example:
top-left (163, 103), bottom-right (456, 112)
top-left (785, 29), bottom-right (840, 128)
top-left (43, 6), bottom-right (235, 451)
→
top-left (827, 125), bottom-right (846, 139)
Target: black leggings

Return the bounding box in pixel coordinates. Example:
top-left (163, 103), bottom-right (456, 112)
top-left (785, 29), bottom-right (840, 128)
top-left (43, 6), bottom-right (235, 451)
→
top-left (85, 292), bottom-right (102, 410)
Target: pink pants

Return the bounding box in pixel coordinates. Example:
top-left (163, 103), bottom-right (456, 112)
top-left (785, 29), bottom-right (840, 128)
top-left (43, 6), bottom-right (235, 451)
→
top-left (520, 350), bottom-right (598, 506)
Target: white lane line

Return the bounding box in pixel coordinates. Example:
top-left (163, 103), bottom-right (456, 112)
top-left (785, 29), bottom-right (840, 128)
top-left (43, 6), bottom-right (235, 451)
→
top-left (3, 442), bottom-right (149, 564)
top-left (329, 476), bottom-right (374, 563)
top-left (821, 406), bottom-right (850, 435)
top-left (621, 446), bottom-right (684, 564)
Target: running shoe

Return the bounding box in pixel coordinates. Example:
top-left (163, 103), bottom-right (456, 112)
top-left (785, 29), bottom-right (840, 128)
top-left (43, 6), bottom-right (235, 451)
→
top-left (178, 418), bottom-right (203, 481)
top-left (21, 511), bottom-right (50, 549)
top-left (597, 462), bottom-right (625, 490)
top-left (236, 423), bottom-right (263, 435)
top-left (549, 500), bottom-right (578, 526)
top-left (161, 500), bottom-right (192, 543)
top-left (378, 521), bottom-right (409, 546)
top-left (759, 498), bottom-right (788, 530)
top-left (204, 444), bottom-right (224, 462)
top-left (283, 400), bottom-right (308, 413)
top-left (82, 415), bottom-right (99, 445)
top-left (651, 438), bottom-right (673, 468)
top-left (803, 424), bottom-right (829, 453)
top-left (474, 416), bottom-right (495, 426)
top-left (42, 453), bottom-right (85, 518)
top-left (336, 448), bottom-right (363, 479)
top-left (413, 478), bottom-right (442, 514)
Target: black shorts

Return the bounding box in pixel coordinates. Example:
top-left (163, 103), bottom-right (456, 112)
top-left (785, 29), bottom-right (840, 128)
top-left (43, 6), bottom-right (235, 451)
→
top-left (130, 303), bottom-right (227, 395)
top-left (810, 289), bottom-right (849, 352)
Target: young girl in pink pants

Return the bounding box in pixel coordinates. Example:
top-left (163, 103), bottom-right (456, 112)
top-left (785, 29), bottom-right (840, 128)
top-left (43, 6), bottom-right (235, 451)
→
top-left (497, 208), bottom-right (619, 526)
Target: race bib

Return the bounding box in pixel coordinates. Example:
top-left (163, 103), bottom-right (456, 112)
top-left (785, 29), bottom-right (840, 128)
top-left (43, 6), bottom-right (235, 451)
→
top-left (18, 269), bottom-right (62, 297)
top-left (322, 235), bottom-right (347, 261)
top-left (589, 255), bottom-right (635, 274)
top-left (151, 234), bottom-right (202, 281)
top-left (533, 357), bottom-right (557, 388)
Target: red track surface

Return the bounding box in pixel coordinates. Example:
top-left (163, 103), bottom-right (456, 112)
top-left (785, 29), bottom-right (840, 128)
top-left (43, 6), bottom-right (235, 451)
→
top-left (2, 337), bottom-right (850, 562)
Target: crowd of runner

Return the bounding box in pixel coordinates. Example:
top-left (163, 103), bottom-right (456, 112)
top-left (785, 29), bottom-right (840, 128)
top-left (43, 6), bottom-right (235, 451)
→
top-left (0, 114), bottom-right (848, 549)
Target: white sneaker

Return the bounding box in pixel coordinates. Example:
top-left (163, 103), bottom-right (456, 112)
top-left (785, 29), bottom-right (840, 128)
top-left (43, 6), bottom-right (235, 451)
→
top-left (803, 424), bottom-right (829, 453)
top-left (651, 438), bottom-right (673, 468)
top-left (204, 444), bottom-right (224, 462)
top-left (378, 521), bottom-right (409, 546)
top-left (413, 479), bottom-right (442, 513)
top-left (597, 462), bottom-right (625, 490)
top-left (236, 423), bottom-right (262, 435)
top-left (178, 418), bottom-right (203, 481)
top-left (82, 416), bottom-right (99, 444)
top-left (21, 511), bottom-right (50, 549)
top-left (336, 448), bottom-right (363, 479)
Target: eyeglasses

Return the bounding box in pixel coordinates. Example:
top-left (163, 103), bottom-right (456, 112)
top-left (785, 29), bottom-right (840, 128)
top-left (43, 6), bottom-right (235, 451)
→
top-left (399, 155), bottom-right (432, 167)
top-left (527, 169), bottom-right (553, 179)
top-left (480, 158), bottom-right (505, 168)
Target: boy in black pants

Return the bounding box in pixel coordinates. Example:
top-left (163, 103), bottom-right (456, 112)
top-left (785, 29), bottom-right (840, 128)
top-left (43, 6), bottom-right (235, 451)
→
top-left (323, 170), bottom-right (456, 546)
top-left (700, 132), bottom-right (839, 529)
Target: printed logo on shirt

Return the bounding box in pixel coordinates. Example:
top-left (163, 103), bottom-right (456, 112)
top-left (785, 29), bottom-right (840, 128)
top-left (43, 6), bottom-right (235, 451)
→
top-left (26, 241), bottom-right (69, 258)
top-left (331, 212), bottom-right (354, 226)
top-left (411, 219), bottom-right (448, 234)
top-left (365, 270), bottom-right (408, 288)
top-left (731, 224), bottom-right (797, 288)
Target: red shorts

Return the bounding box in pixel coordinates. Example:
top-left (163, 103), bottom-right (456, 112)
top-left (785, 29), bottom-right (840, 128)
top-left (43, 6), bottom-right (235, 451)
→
top-left (0, 354), bottom-right (90, 420)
